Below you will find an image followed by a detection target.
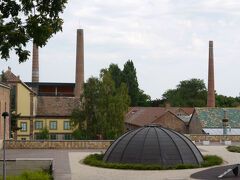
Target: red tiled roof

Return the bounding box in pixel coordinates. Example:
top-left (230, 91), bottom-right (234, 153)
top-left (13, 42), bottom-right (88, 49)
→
top-left (4, 70), bottom-right (20, 82)
top-left (126, 107), bottom-right (194, 127)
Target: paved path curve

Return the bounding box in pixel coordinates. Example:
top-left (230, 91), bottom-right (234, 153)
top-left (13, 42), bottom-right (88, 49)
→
top-left (69, 145), bottom-right (240, 180)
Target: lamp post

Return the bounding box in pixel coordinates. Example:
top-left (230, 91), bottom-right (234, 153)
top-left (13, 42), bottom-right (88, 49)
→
top-left (2, 112), bottom-right (9, 180)
top-left (222, 110), bottom-right (228, 135)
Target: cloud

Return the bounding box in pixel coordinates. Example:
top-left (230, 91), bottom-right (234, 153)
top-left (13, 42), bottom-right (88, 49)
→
top-left (1, 0), bottom-right (240, 99)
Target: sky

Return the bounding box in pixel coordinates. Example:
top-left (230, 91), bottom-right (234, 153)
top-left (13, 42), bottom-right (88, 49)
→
top-left (1, 0), bottom-right (240, 99)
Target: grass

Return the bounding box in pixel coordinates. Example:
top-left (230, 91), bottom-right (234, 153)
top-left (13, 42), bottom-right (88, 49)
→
top-left (0, 170), bottom-right (52, 180)
top-left (227, 146), bottom-right (240, 153)
top-left (83, 153), bottom-right (223, 170)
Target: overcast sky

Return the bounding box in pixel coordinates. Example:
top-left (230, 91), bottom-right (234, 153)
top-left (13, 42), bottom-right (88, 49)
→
top-left (1, 0), bottom-right (240, 99)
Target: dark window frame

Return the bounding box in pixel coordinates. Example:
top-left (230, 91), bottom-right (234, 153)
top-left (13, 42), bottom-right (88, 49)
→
top-left (50, 134), bottom-right (57, 140)
top-left (20, 122), bottom-right (27, 132)
top-left (64, 133), bottom-right (71, 140)
top-left (50, 121), bottom-right (57, 130)
top-left (35, 121), bottom-right (43, 130)
top-left (64, 121), bottom-right (71, 130)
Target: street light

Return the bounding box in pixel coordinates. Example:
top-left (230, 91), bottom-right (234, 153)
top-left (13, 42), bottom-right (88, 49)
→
top-left (2, 112), bottom-right (9, 180)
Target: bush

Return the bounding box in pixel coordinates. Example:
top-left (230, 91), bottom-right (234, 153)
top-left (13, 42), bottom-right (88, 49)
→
top-left (83, 153), bottom-right (223, 170)
top-left (0, 170), bottom-right (52, 180)
top-left (39, 127), bottom-right (49, 140)
top-left (227, 146), bottom-right (240, 153)
top-left (201, 155), bottom-right (223, 167)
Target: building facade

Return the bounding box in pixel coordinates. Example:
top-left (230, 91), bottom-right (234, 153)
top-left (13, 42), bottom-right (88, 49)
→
top-left (189, 107), bottom-right (240, 134)
top-left (125, 107), bottom-right (193, 134)
top-left (0, 82), bottom-right (10, 140)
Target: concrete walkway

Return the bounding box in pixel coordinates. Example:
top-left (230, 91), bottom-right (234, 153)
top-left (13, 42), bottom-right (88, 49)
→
top-left (69, 145), bottom-right (240, 180)
top-left (0, 149), bottom-right (103, 180)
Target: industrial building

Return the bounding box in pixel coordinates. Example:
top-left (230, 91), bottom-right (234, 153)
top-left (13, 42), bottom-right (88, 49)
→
top-left (3, 29), bottom-right (84, 140)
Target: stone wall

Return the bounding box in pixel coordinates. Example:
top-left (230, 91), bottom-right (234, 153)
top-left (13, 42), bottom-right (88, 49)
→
top-left (6, 135), bottom-right (240, 149)
top-left (186, 135), bottom-right (240, 142)
top-left (6, 140), bottom-right (114, 149)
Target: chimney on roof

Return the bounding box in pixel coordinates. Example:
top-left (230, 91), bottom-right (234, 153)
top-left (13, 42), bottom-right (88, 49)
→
top-left (75, 29), bottom-right (84, 98)
top-left (8, 66), bottom-right (11, 71)
top-left (207, 40), bottom-right (215, 107)
top-left (32, 42), bottom-right (39, 82)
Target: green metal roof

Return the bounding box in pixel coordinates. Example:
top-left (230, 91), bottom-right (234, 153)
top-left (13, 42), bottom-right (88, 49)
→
top-left (195, 108), bottom-right (240, 128)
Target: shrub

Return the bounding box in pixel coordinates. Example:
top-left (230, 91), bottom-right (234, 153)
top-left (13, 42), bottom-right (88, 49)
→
top-left (227, 146), bottom-right (240, 153)
top-left (83, 153), bottom-right (223, 170)
top-left (0, 170), bottom-right (51, 180)
top-left (201, 155), bottom-right (223, 167)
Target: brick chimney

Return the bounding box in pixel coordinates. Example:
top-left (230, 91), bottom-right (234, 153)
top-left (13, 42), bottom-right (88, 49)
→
top-left (207, 41), bottom-right (215, 107)
top-left (75, 29), bottom-right (84, 98)
top-left (32, 42), bottom-right (39, 82)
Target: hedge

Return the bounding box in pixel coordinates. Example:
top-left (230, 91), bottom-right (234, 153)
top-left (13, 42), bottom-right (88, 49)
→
top-left (227, 146), bottom-right (240, 153)
top-left (83, 153), bottom-right (223, 170)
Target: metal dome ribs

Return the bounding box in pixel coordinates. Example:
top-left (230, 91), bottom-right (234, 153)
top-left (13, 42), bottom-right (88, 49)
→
top-left (103, 124), bottom-right (203, 166)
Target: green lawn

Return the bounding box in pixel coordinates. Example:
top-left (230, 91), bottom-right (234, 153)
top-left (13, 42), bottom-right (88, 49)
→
top-left (0, 170), bottom-right (52, 180)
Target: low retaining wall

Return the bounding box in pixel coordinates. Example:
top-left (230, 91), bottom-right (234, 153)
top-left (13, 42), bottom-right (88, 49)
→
top-left (6, 140), bottom-right (114, 149)
top-left (186, 135), bottom-right (240, 142)
top-left (5, 135), bottom-right (240, 149)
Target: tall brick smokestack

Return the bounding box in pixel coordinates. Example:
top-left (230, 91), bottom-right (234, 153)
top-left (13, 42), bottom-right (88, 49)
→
top-left (32, 43), bottom-right (39, 82)
top-left (75, 29), bottom-right (84, 98)
top-left (207, 41), bottom-right (215, 107)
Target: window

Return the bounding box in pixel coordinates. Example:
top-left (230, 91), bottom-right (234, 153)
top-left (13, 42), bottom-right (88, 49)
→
top-left (64, 121), bottom-right (71, 130)
top-left (35, 134), bottom-right (41, 140)
top-left (10, 86), bottom-right (16, 111)
top-left (20, 122), bottom-right (27, 132)
top-left (64, 134), bottom-right (71, 140)
top-left (50, 121), bottom-right (57, 130)
top-left (21, 138), bottom-right (26, 140)
top-left (50, 134), bottom-right (57, 140)
top-left (35, 121), bottom-right (43, 130)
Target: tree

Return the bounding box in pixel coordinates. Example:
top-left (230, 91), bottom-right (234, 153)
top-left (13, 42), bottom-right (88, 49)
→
top-left (162, 79), bottom-right (207, 107)
top-left (122, 60), bottom-right (139, 106)
top-left (71, 70), bottom-right (130, 140)
top-left (215, 94), bottom-right (240, 107)
top-left (108, 63), bottom-right (122, 89)
top-left (137, 89), bottom-right (151, 107)
top-left (0, 0), bottom-right (68, 63)
top-left (39, 127), bottom-right (49, 140)
top-left (0, 70), bottom-right (7, 82)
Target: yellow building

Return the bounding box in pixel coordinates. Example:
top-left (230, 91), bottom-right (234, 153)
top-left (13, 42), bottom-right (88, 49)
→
top-left (4, 68), bottom-right (78, 140)
top-left (0, 82), bottom-right (10, 140)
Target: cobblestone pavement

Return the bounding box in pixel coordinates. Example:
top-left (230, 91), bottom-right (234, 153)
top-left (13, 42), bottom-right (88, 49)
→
top-left (0, 149), bottom-right (104, 180)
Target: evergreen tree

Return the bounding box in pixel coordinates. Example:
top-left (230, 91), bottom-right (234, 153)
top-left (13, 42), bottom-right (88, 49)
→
top-left (122, 60), bottom-right (139, 106)
top-left (108, 63), bottom-right (122, 89)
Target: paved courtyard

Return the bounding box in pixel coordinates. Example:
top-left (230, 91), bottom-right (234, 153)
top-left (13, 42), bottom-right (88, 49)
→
top-left (1, 143), bottom-right (240, 180)
top-left (70, 145), bottom-right (240, 180)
